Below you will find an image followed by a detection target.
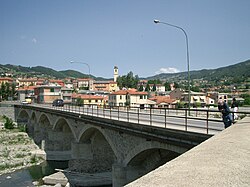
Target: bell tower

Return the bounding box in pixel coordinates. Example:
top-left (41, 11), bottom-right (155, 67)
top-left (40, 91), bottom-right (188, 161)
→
top-left (114, 66), bottom-right (118, 82)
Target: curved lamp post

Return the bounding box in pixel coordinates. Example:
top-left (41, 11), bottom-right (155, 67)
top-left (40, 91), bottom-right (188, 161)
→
top-left (154, 19), bottom-right (191, 113)
top-left (70, 61), bottom-right (91, 90)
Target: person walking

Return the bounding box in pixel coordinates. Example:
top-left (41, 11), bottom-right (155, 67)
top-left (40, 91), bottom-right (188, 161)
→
top-left (231, 97), bottom-right (239, 121)
top-left (218, 99), bottom-right (232, 128)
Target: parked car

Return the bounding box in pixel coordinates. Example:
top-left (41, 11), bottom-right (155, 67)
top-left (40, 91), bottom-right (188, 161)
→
top-left (21, 97), bottom-right (32, 104)
top-left (52, 99), bottom-right (64, 107)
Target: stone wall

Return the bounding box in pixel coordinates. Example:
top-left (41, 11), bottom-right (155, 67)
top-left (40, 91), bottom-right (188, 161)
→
top-left (0, 104), bottom-right (15, 120)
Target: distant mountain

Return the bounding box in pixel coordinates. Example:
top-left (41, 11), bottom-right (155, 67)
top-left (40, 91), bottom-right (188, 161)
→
top-left (0, 59), bottom-right (249, 83)
top-left (0, 64), bottom-right (93, 79)
top-left (146, 59), bottom-right (250, 82)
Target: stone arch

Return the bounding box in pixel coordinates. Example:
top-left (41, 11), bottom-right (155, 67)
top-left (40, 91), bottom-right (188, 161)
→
top-left (35, 113), bottom-right (53, 149)
top-left (53, 118), bottom-right (77, 141)
top-left (123, 141), bottom-right (180, 184)
top-left (26, 111), bottom-right (37, 137)
top-left (47, 117), bottom-right (76, 151)
top-left (69, 127), bottom-right (117, 173)
top-left (17, 109), bottom-right (30, 122)
top-left (77, 126), bottom-right (119, 158)
top-left (124, 141), bottom-right (182, 166)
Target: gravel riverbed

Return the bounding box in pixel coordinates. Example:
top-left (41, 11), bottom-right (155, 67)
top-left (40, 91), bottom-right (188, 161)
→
top-left (0, 126), bottom-right (44, 176)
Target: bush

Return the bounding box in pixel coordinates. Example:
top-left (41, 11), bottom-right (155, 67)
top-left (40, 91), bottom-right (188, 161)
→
top-left (17, 123), bottom-right (26, 132)
top-left (3, 115), bottom-right (15, 129)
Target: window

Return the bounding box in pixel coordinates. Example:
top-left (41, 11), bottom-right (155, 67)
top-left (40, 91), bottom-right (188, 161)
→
top-left (50, 88), bottom-right (54, 92)
top-left (120, 95), bottom-right (122, 100)
top-left (140, 95), bottom-right (143, 99)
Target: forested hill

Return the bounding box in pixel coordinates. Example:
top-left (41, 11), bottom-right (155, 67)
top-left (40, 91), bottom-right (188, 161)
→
top-left (0, 64), bottom-right (105, 80)
top-left (0, 59), bottom-right (249, 82)
top-left (146, 59), bottom-right (250, 82)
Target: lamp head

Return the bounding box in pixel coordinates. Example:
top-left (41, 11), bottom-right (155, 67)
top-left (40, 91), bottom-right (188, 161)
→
top-left (154, 20), bottom-right (160, 24)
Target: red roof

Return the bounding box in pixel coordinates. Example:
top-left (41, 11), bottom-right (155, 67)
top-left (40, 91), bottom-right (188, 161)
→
top-left (17, 86), bottom-right (37, 91)
top-left (72, 94), bottom-right (105, 100)
top-left (149, 96), bottom-right (176, 104)
top-left (110, 90), bottom-right (147, 95)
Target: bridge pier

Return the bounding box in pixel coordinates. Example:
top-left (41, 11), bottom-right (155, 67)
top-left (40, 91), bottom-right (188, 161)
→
top-left (112, 163), bottom-right (127, 187)
top-left (71, 141), bottom-right (93, 159)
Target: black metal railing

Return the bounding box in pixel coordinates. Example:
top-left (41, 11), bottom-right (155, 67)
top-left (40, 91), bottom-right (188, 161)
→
top-left (21, 103), bottom-right (250, 135)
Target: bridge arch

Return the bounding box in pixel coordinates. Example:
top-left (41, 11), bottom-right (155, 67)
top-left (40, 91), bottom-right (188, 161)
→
top-left (34, 113), bottom-right (53, 149)
top-left (124, 141), bottom-right (180, 184)
top-left (69, 127), bottom-right (117, 173)
top-left (17, 109), bottom-right (30, 121)
top-left (49, 117), bottom-right (76, 151)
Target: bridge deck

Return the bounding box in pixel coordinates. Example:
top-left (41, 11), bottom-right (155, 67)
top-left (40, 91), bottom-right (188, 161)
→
top-left (126, 117), bottom-right (250, 187)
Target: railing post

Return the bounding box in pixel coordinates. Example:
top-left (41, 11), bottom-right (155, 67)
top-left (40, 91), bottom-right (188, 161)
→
top-left (165, 108), bottom-right (167, 128)
top-left (110, 106), bottom-right (112, 119)
top-left (127, 107), bottom-right (129, 122)
top-left (206, 110), bottom-right (209, 134)
top-left (117, 106), bottom-right (119, 120)
top-left (185, 109), bottom-right (187, 131)
top-left (103, 105), bottom-right (105, 118)
top-left (150, 108), bottom-right (152, 125)
top-left (92, 105), bottom-right (94, 116)
top-left (138, 108), bottom-right (140, 124)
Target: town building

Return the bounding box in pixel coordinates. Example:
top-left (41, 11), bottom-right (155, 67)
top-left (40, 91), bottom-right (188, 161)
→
top-left (149, 96), bottom-right (177, 108)
top-left (0, 77), bottom-right (14, 85)
top-left (72, 93), bottom-right (108, 107)
top-left (16, 86), bottom-right (36, 102)
top-left (34, 85), bottom-right (61, 104)
top-left (93, 81), bottom-right (118, 92)
top-left (61, 87), bottom-right (73, 103)
top-left (17, 78), bottom-right (37, 87)
top-left (73, 78), bottom-right (94, 91)
top-left (109, 89), bottom-right (155, 108)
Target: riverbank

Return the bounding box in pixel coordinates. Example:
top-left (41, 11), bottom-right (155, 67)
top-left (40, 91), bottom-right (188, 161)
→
top-left (0, 126), bottom-right (44, 176)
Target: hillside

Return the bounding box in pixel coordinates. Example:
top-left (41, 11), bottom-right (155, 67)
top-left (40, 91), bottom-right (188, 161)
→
top-left (0, 59), bottom-right (249, 83)
top-left (0, 64), bottom-right (91, 79)
top-left (146, 59), bottom-right (250, 82)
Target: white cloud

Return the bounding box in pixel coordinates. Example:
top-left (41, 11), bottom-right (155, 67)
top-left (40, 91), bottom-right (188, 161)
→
top-left (32, 38), bottom-right (37, 44)
top-left (155, 67), bottom-right (180, 74)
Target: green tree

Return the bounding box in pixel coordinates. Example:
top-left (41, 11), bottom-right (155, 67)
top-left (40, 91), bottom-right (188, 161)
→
top-left (174, 82), bottom-right (179, 89)
top-left (148, 79), bottom-right (162, 84)
top-left (164, 81), bottom-right (171, 91)
top-left (0, 82), bottom-right (6, 100)
top-left (152, 84), bottom-right (156, 92)
top-left (145, 83), bottom-right (150, 92)
top-left (117, 71), bottom-right (139, 89)
top-left (76, 98), bottom-right (84, 106)
top-left (138, 85), bottom-right (144, 91)
top-left (11, 83), bottom-right (16, 98)
top-left (241, 94), bottom-right (250, 105)
top-left (5, 82), bottom-right (10, 100)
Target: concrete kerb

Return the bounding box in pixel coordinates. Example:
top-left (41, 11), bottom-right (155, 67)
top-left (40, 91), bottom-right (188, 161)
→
top-left (126, 117), bottom-right (250, 187)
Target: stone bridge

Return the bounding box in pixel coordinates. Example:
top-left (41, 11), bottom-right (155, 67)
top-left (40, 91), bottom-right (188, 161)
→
top-left (14, 104), bottom-right (211, 187)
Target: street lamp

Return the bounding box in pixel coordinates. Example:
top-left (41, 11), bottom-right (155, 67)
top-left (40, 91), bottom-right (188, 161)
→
top-left (154, 19), bottom-right (191, 113)
top-left (70, 61), bottom-right (91, 90)
top-left (70, 61), bottom-right (92, 106)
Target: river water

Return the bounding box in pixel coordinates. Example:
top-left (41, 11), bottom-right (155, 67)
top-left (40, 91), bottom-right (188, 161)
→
top-left (0, 161), bottom-right (68, 187)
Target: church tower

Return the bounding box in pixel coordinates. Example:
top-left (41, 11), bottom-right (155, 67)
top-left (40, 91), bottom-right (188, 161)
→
top-left (114, 66), bottom-right (118, 82)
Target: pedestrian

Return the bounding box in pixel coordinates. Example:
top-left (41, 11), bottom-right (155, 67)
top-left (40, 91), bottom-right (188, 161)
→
top-left (218, 99), bottom-right (232, 128)
top-left (231, 97), bottom-right (239, 121)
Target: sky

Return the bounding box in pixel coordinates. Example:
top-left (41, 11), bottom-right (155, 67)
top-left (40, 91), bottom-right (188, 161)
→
top-left (1, 0), bottom-right (250, 78)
